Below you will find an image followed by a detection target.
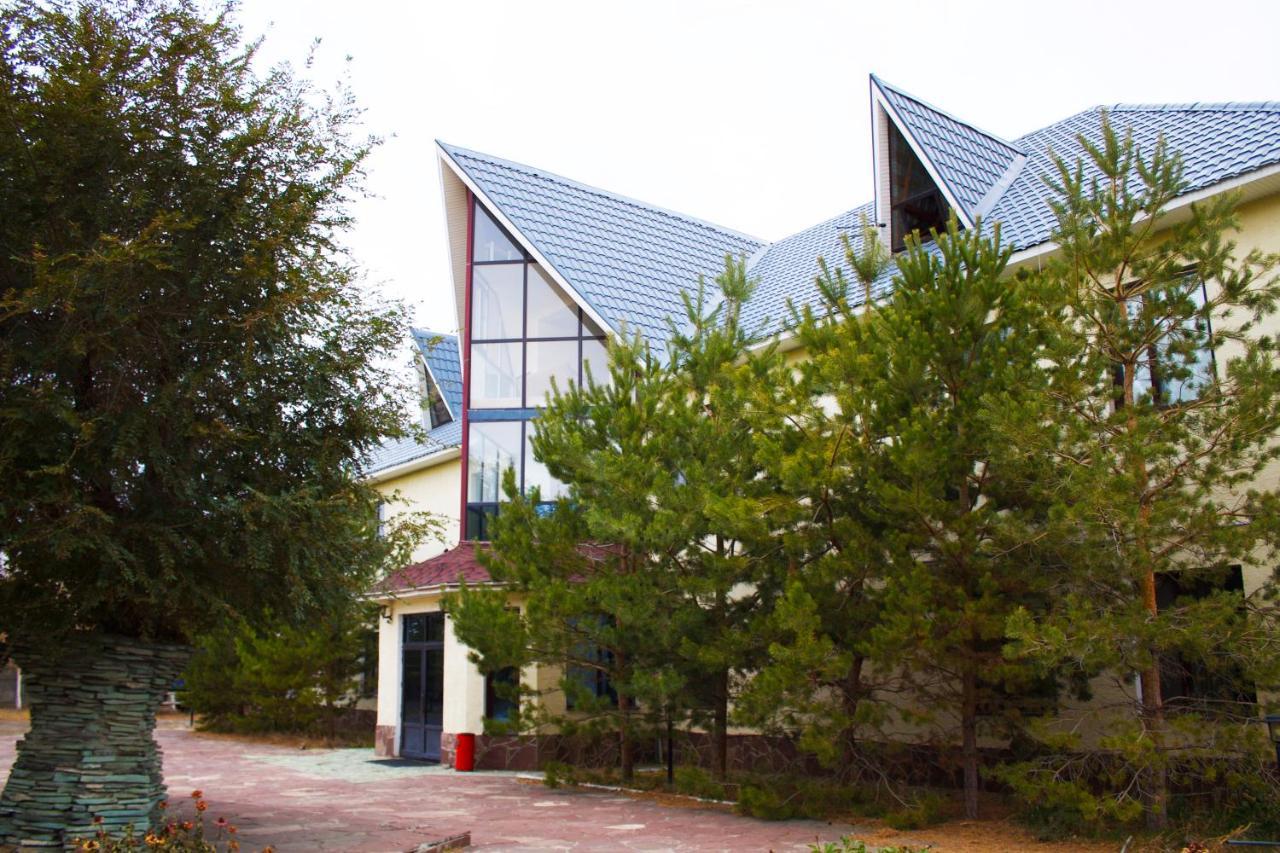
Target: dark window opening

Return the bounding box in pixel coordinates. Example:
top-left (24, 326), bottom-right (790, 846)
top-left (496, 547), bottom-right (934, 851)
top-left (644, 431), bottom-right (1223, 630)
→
top-left (1155, 566), bottom-right (1255, 709)
top-left (466, 504), bottom-right (499, 541)
top-left (359, 627), bottom-right (378, 698)
top-left (888, 122), bottom-right (949, 252)
top-left (425, 375), bottom-right (452, 430)
top-left (485, 667), bottom-right (519, 723)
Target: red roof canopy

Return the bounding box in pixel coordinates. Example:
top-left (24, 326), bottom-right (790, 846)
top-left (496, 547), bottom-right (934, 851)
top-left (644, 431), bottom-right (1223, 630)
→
top-left (377, 542), bottom-right (492, 594)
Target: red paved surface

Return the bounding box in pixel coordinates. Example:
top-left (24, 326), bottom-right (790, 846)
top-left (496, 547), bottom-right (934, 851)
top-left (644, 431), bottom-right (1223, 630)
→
top-left (0, 724), bottom-right (862, 852)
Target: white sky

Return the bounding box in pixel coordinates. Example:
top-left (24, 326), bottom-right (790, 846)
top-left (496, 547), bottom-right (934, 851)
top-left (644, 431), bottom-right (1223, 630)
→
top-left (238, 0), bottom-right (1280, 341)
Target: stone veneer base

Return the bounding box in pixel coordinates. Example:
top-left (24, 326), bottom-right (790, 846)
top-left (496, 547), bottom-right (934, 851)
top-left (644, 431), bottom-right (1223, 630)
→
top-left (0, 634), bottom-right (190, 849)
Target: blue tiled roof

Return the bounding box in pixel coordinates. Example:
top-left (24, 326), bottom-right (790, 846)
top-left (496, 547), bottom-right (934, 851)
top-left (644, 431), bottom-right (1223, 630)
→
top-left (411, 329), bottom-right (463, 416)
top-left (874, 76), bottom-right (1025, 219)
top-left (984, 101), bottom-right (1280, 253)
top-left (442, 86), bottom-right (1280, 347)
top-left (439, 142), bottom-right (765, 347)
top-left (362, 331), bottom-right (465, 478)
top-left (363, 420), bottom-right (462, 478)
top-left (742, 97), bottom-right (1280, 335)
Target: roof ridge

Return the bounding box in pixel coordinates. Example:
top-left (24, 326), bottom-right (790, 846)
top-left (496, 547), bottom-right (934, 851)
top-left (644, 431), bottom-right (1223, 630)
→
top-left (411, 327), bottom-right (458, 344)
top-left (871, 75), bottom-right (1025, 156)
top-left (1107, 101), bottom-right (1280, 113)
top-left (437, 140), bottom-right (766, 246)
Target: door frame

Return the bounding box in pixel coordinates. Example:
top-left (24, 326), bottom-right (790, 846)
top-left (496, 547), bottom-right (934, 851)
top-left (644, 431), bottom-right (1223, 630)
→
top-left (400, 611), bottom-right (445, 760)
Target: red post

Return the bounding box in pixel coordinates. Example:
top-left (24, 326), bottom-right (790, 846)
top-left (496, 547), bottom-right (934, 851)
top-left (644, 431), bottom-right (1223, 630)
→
top-left (454, 732), bottom-right (476, 772)
top-left (459, 190), bottom-right (474, 536)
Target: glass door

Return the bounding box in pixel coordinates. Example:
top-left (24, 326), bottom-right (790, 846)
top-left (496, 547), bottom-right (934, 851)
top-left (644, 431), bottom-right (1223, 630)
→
top-left (400, 612), bottom-right (445, 760)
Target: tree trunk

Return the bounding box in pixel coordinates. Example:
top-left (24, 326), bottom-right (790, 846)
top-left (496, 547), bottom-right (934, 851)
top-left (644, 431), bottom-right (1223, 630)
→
top-left (0, 634), bottom-right (190, 848)
top-left (712, 669), bottom-right (729, 781)
top-left (618, 691), bottom-right (635, 783)
top-left (961, 660), bottom-right (980, 820)
top-left (838, 655), bottom-right (866, 782)
top-left (1140, 566), bottom-right (1169, 831)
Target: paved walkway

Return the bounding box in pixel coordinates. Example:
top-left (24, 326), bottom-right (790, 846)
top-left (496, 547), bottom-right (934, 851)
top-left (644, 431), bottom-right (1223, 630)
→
top-left (0, 724), bottom-right (864, 852)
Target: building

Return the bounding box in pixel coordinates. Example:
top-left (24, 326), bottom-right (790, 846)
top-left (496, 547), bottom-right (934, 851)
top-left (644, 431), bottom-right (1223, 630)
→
top-left (367, 75), bottom-right (1280, 764)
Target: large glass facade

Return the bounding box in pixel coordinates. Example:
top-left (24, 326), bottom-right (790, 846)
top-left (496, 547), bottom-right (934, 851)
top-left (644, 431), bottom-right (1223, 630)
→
top-left (466, 198), bottom-right (608, 540)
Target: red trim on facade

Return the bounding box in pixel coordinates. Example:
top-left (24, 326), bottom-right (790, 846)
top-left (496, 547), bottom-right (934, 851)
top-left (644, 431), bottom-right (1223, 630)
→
top-left (459, 191), bottom-right (474, 536)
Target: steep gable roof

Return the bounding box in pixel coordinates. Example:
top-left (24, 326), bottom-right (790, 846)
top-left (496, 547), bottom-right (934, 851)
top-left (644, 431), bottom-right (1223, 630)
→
top-left (361, 331), bottom-right (464, 479)
top-left (873, 75), bottom-right (1026, 221)
top-left (743, 96), bottom-right (1280, 337)
top-left (437, 88), bottom-right (1280, 351)
top-left (411, 329), bottom-right (463, 417)
top-left (438, 142), bottom-right (765, 347)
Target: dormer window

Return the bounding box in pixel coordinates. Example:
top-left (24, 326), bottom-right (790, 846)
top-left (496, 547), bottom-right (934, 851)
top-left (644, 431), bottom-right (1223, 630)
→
top-left (888, 121), bottom-right (949, 252)
top-left (417, 360), bottom-right (453, 430)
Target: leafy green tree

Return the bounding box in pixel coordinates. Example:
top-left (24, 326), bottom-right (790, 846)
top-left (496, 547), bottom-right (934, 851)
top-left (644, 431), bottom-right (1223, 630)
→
top-left (1002, 115), bottom-right (1280, 830)
top-left (0, 0), bottom-right (413, 840)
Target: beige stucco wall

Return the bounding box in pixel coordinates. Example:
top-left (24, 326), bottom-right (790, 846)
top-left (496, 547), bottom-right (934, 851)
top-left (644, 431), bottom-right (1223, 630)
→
top-left (372, 454), bottom-right (462, 563)
top-left (374, 591), bottom-right (488, 753)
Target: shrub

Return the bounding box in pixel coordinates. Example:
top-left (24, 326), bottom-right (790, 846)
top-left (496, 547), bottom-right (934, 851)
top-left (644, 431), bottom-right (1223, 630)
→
top-left (673, 766), bottom-right (728, 801)
top-left (737, 783), bottom-right (797, 821)
top-left (882, 792), bottom-right (947, 830)
top-left (541, 761), bottom-right (578, 789)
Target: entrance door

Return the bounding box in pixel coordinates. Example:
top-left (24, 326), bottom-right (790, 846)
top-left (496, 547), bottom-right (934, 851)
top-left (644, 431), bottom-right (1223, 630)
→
top-left (400, 612), bottom-right (445, 760)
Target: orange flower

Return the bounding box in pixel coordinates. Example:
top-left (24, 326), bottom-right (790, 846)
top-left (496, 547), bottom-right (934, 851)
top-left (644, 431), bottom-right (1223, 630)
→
top-left (195, 799), bottom-right (208, 812)
top-left (92, 816), bottom-right (103, 825)
top-left (190, 790), bottom-right (203, 799)
top-left (144, 832), bottom-right (162, 847)
top-left (181, 821), bottom-right (194, 831)
top-left (228, 825), bottom-right (237, 834)
top-left (228, 842), bottom-right (240, 852)
top-left (157, 800), bottom-right (167, 810)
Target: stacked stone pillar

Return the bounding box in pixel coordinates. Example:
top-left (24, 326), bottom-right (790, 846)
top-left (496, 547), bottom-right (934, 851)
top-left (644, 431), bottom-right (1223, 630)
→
top-left (0, 634), bottom-right (190, 849)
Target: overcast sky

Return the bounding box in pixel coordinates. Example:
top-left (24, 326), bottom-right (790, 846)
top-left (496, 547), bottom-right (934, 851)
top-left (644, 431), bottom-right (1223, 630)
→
top-left (237, 0), bottom-right (1280, 341)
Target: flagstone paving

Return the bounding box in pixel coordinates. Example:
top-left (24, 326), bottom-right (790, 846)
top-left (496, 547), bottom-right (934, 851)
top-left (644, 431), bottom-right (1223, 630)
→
top-left (0, 723), bottom-right (866, 851)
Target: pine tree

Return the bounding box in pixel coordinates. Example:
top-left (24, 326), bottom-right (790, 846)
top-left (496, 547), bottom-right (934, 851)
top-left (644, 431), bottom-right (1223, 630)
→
top-left (1002, 114), bottom-right (1280, 830)
top-left (658, 258), bottom-right (787, 780)
top-left (859, 218), bottom-right (1060, 820)
top-left (451, 331), bottom-right (684, 782)
top-left (739, 218), bottom-right (1059, 818)
top-left (735, 219), bottom-right (901, 782)
top-left (451, 258), bottom-right (781, 782)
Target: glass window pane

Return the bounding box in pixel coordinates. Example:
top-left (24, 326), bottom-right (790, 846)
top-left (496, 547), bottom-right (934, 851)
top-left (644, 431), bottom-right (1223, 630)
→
top-left (524, 423), bottom-right (567, 501)
top-left (473, 204), bottom-right (523, 263)
top-left (471, 342), bottom-right (522, 408)
top-left (401, 649), bottom-right (422, 721)
top-left (581, 338), bottom-right (610, 388)
top-left (527, 265), bottom-right (579, 339)
top-left (472, 264), bottom-right (523, 341)
top-left (466, 504), bottom-right (498, 541)
top-left (425, 612), bottom-right (444, 643)
top-left (526, 340), bottom-right (579, 406)
top-left (404, 614), bottom-right (425, 644)
top-left (468, 421), bottom-right (523, 503)
top-left (582, 314), bottom-right (606, 339)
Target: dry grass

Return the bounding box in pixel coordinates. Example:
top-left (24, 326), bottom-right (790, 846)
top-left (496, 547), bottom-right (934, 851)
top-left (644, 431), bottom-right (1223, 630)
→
top-left (189, 727), bottom-right (373, 751)
top-left (0, 708), bottom-right (28, 723)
